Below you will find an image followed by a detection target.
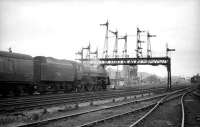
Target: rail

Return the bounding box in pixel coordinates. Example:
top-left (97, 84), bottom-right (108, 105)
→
top-left (16, 88), bottom-right (188, 127)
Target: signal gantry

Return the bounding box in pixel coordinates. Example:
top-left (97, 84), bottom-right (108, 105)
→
top-left (76, 21), bottom-right (175, 90)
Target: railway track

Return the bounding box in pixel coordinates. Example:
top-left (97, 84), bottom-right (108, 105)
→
top-left (181, 91), bottom-right (188, 127)
top-left (77, 88), bottom-right (189, 127)
top-left (181, 90), bottom-right (200, 127)
top-left (0, 84), bottom-right (159, 100)
top-left (126, 90), bottom-right (191, 127)
top-left (0, 86), bottom-right (176, 113)
top-left (13, 87), bottom-right (189, 127)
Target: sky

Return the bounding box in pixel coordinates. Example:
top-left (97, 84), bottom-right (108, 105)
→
top-left (0, 0), bottom-right (200, 77)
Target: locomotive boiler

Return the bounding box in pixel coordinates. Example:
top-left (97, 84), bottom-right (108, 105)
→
top-left (0, 51), bottom-right (110, 97)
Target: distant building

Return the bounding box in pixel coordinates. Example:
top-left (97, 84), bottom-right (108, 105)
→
top-left (107, 65), bottom-right (139, 88)
top-left (122, 65), bottom-right (139, 86)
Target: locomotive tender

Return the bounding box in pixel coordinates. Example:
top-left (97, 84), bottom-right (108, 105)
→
top-left (0, 51), bottom-right (110, 97)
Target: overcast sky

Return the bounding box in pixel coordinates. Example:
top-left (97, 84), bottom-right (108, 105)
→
top-left (0, 0), bottom-right (200, 77)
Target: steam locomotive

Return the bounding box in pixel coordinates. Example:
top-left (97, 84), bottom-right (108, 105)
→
top-left (0, 51), bottom-right (110, 97)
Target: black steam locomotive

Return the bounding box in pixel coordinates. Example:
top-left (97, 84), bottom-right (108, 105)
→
top-left (0, 51), bottom-right (110, 97)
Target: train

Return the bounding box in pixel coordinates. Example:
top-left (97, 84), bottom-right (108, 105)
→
top-left (191, 74), bottom-right (200, 97)
top-left (191, 74), bottom-right (200, 83)
top-left (0, 51), bottom-right (110, 97)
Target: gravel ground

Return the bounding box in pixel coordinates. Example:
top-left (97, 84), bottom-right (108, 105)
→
top-left (94, 94), bottom-right (183, 127)
top-left (41, 97), bottom-right (159, 127)
top-left (0, 91), bottom-right (157, 127)
top-left (94, 109), bottom-right (149, 127)
top-left (184, 93), bottom-right (200, 127)
top-left (97, 111), bottom-right (149, 127)
top-left (0, 89), bottom-right (181, 127)
top-left (134, 94), bottom-right (182, 127)
top-left (0, 85), bottom-right (185, 127)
